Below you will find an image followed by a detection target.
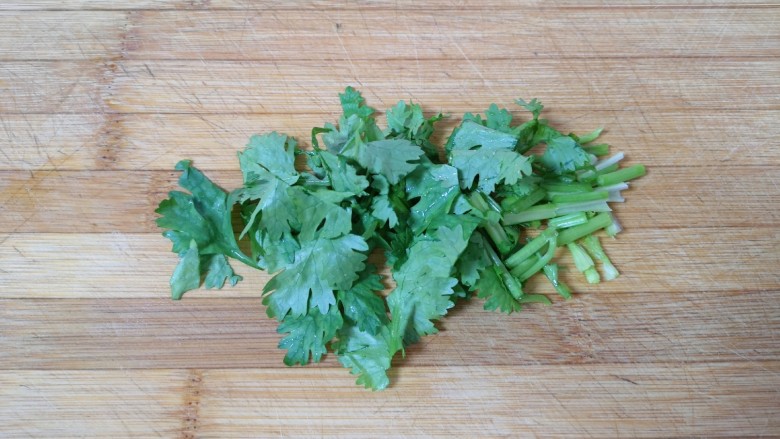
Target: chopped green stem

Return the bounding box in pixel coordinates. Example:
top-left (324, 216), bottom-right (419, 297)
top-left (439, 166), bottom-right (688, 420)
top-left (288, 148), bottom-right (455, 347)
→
top-left (504, 187), bottom-right (547, 213)
top-left (518, 294), bottom-right (553, 305)
top-left (596, 163), bottom-right (619, 174)
top-left (551, 191), bottom-right (608, 204)
top-left (577, 127), bottom-right (603, 144)
top-left (548, 212), bottom-right (589, 229)
top-left (567, 242), bottom-right (600, 284)
top-left (607, 191), bottom-right (624, 203)
top-left (503, 200), bottom-right (611, 225)
top-left (505, 228), bottom-right (558, 268)
top-left (483, 239), bottom-right (523, 299)
top-left (467, 191), bottom-right (490, 212)
top-left (517, 236), bottom-right (558, 281)
top-left (469, 192), bottom-right (513, 254)
top-left (504, 203), bottom-right (558, 224)
top-left (484, 194), bottom-right (504, 214)
top-left (555, 200), bottom-right (611, 215)
top-left (582, 234), bottom-right (619, 280)
top-left (556, 212), bottom-right (612, 246)
top-left (487, 224), bottom-right (514, 254)
top-left (509, 254), bottom-right (539, 277)
top-left (596, 164), bottom-right (646, 187)
top-left (594, 152), bottom-right (624, 171)
top-left (605, 213), bottom-right (622, 237)
top-left (597, 182), bottom-right (629, 193)
top-left (576, 161), bottom-right (617, 183)
top-left (543, 263), bottom-right (572, 299)
top-left (584, 143), bottom-right (610, 156)
top-left (541, 181), bottom-right (592, 193)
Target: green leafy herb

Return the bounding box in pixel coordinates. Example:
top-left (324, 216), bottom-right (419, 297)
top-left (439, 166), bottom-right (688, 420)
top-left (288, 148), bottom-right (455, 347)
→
top-left (156, 87), bottom-right (646, 390)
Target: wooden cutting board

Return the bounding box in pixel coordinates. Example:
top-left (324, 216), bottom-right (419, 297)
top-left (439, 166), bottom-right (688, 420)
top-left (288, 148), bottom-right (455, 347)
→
top-left (1, 1), bottom-right (778, 437)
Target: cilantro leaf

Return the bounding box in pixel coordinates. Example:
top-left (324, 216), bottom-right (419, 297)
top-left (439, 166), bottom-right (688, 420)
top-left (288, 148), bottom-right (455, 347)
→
top-left (405, 163), bottom-right (461, 235)
top-left (288, 187), bottom-right (353, 242)
top-left (339, 85), bottom-right (375, 119)
top-left (540, 136), bottom-right (592, 175)
top-left (358, 139), bottom-right (423, 184)
top-left (450, 148), bottom-right (531, 193)
top-left (516, 98), bottom-right (544, 119)
top-left (384, 100), bottom-right (444, 159)
top-left (157, 161), bottom-right (239, 257)
top-left (239, 133), bottom-right (299, 186)
top-left (337, 265), bottom-right (387, 334)
top-left (157, 161), bottom-right (254, 298)
top-left (236, 178), bottom-right (298, 240)
top-left (387, 225), bottom-right (471, 345)
top-left (447, 120), bottom-right (517, 152)
top-left (368, 174), bottom-right (399, 228)
top-left (277, 304), bottom-right (343, 366)
top-left (334, 324), bottom-right (394, 391)
top-left (386, 100), bottom-right (425, 137)
top-left (262, 234), bottom-right (369, 318)
top-left (457, 232), bottom-right (493, 288)
top-left (475, 266), bottom-right (523, 314)
top-left (236, 133), bottom-right (301, 240)
top-left (203, 254), bottom-right (243, 289)
top-left (168, 242), bottom-right (243, 299)
top-left (170, 240), bottom-right (201, 300)
top-left (485, 103), bottom-right (520, 136)
top-left (447, 120), bottom-right (532, 193)
top-left (315, 150), bottom-right (369, 195)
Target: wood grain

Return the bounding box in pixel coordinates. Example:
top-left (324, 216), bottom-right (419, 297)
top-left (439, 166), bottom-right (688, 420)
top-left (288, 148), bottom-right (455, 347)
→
top-left (1, 1), bottom-right (778, 437)
top-left (1, 227), bottom-right (778, 299)
top-left (3, 59), bottom-right (779, 114)
top-left (2, 364), bottom-right (778, 438)
top-left (1, 166), bottom-right (777, 234)
top-left (2, 110), bottom-right (778, 171)
top-left (2, 289), bottom-right (778, 369)
top-left (1, 0), bottom-right (778, 10)
top-left (3, 9), bottom-right (778, 61)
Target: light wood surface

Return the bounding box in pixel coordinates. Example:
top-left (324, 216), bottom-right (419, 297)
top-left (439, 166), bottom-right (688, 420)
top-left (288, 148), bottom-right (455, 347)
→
top-left (1, 1), bottom-right (778, 437)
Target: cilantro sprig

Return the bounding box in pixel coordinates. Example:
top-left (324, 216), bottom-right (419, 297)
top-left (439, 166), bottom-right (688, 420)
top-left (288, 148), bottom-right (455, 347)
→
top-left (156, 88), bottom-right (645, 390)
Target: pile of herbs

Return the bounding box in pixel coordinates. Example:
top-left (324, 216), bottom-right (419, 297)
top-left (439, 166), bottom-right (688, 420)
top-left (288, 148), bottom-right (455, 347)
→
top-left (156, 88), bottom-right (646, 390)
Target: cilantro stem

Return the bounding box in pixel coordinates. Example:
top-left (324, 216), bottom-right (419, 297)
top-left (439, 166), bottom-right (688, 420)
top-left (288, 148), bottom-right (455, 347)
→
top-left (543, 263), bottom-right (572, 299)
top-left (551, 191), bottom-right (608, 204)
top-left (605, 213), bottom-right (622, 237)
top-left (468, 192), bottom-right (514, 254)
top-left (482, 236), bottom-right (523, 299)
top-left (503, 204), bottom-right (557, 224)
top-left (584, 143), bottom-right (610, 156)
top-left (548, 212), bottom-right (589, 229)
top-left (582, 234), bottom-right (619, 280)
top-left (503, 200), bottom-right (610, 225)
top-left (504, 187), bottom-right (546, 213)
top-left (518, 294), bottom-right (553, 305)
top-left (556, 212), bottom-right (612, 246)
top-left (567, 242), bottom-right (600, 284)
top-left (576, 127), bottom-right (603, 144)
top-left (505, 228), bottom-right (557, 268)
top-left (509, 254), bottom-right (538, 277)
top-left (541, 181), bottom-right (592, 193)
top-left (597, 163), bottom-right (619, 174)
top-left (516, 235), bottom-right (558, 281)
top-left (595, 152), bottom-right (625, 171)
top-left (597, 182), bottom-right (629, 193)
top-left (596, 164), bottom-right (646, 187)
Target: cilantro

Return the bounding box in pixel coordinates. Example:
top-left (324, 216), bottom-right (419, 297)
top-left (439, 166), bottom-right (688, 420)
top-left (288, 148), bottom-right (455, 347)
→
top-left (157, 88), bottom-right (645, 390)
top-left (262, 234), bottom-right (369, 318)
